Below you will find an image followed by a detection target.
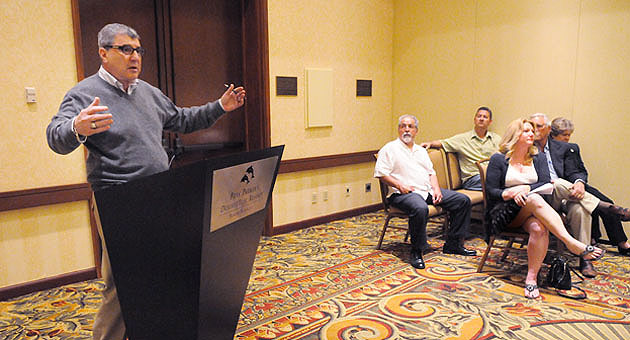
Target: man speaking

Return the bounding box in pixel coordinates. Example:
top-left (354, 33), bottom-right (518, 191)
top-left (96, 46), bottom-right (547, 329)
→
top-left (46, 23), bottom-right (246, 340)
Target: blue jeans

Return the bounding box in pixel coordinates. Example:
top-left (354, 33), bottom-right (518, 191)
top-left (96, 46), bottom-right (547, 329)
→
top-left (388, 189), bottom-right (471, 252)
top-left (462, 174), bottom-right (482, 191)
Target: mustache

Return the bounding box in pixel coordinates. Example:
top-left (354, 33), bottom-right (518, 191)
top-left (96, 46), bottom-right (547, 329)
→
top-left (402, 132), bottom-right (412, 137)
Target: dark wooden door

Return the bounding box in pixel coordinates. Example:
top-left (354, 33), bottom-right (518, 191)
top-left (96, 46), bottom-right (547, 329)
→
top-left (168, 0), bottom-right (246, 166)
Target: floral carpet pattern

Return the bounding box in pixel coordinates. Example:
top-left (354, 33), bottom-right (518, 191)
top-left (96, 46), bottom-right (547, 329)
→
top-left (1, 212), bottom-right (629, 339)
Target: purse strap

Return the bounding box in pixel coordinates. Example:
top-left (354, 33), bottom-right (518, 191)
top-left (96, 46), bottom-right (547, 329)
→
top-left (556, 285), bottom-right (587, 300)
top-left (569, 264), bottom-right (585, 283)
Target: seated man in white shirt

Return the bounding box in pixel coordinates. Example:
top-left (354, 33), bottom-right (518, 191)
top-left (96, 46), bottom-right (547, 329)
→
top-left (375, 115), bottom-right (477, 269)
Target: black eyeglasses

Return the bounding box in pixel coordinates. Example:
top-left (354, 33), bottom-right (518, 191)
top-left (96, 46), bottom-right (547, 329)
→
top-left (104, 44), bottom-right (146, 56)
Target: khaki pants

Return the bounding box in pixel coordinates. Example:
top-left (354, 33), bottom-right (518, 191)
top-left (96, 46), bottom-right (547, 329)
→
top-left (551, 178), bottom-right (599, 245)
top-left (91, 196), bottom-right (126, 340)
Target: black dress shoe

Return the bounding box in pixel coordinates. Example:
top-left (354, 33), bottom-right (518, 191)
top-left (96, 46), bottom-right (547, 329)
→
top-left (410, 250), bottom-right (425, 269)
top-left (443, 243), bottom-right (477, 256)
top-left (619, 246), bottom-right (630, 256)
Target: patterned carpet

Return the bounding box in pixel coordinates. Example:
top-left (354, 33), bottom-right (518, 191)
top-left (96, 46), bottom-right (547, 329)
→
top-left (1, 212), bottom-right (629, 339)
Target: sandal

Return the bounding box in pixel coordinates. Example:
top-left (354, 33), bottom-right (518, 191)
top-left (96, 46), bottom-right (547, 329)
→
top-left (524, 283), bottom-right (540, 299)
top-left (580, 245), bottom-right (605, 261)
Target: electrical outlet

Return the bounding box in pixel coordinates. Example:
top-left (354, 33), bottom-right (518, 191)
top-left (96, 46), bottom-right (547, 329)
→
top-left (322, 190), bottom-right (328, 201)
top-left (365, 183), bottom-right (371, 192)
top-left (345, 186), bottom-right (350, 197)
top-left (25, 87), bottom-right (37, 103)
top-left (311, 192), bottom-right (317, 204)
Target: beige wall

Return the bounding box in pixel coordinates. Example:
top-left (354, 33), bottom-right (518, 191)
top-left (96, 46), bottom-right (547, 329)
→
top-left (0, 202), bottom-right (94, 287)
top-left (274, 163), bottom-right (380, 226)
top-left (0, 1), bottom-right (94, 287)
top-left (1, 0), bottom-right (88, 190)
top-left (268, 0), bottom-right (394, 225)
top-left (394, 0), bottom-right (630, 231)
top-left (394, 0), bottom-right (583, 139)
top-left (394, 0), bottom-right (478, 137)
top-left (572, 1), bottom-right (630, 212)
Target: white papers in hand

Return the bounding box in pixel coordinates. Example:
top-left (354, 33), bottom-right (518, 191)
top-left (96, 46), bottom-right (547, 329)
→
top-left (528, 182), bottom-right (553, 196)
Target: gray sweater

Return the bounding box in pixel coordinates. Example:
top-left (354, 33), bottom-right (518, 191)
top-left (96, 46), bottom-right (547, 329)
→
top-left (47, 74), bottom-right (226, 191)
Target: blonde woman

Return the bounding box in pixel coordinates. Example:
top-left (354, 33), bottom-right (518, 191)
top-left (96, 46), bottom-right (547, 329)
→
top-left (485, 118), bottom-right (604, 299)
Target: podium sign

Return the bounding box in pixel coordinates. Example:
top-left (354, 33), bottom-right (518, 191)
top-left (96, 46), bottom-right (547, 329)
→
top-left (211, 156), bottom-right (279, 232)
top-left (94, 146), bottom-right (283, 340)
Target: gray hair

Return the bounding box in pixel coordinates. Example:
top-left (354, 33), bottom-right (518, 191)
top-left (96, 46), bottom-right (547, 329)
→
top-left (550, 117), bottom-right (574, 137)
top-left (398, 114), bottom-right (419, 128)
top-left (529, 113), bottom-right (550, 126)
top-left (98, 23), bottom-right (140, 47)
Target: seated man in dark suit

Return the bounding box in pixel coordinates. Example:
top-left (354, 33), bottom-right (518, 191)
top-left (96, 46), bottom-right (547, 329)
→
top-left (550, 117), bottom-right (630, 256)
top-left (531, 113), bottom-right (630, 277)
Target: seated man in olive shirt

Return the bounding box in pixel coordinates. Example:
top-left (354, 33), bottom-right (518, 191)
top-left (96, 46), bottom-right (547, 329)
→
top-left (421, 107), bottom-right (500, 191)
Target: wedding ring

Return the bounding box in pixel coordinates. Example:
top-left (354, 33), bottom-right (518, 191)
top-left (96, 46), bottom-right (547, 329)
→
top-left (91, 121), bottom-right (97, 129)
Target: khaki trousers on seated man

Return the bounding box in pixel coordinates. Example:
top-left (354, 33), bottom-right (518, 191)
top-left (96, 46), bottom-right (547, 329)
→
top-left (531, 113), bottom-right (602, 278)
top-left (550, 178), bottom-right (599, 275)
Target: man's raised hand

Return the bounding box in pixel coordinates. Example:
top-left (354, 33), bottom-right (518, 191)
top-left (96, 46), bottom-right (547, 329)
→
top-left (74, 97), bottom-right (113, 136)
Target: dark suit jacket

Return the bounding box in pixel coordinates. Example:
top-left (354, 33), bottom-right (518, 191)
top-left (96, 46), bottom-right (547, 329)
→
top-left (544, 137), bottom-right (627, 242)
top-left (545, 137), bottom-right (588, 183)
top-left (485, 152), bottom-right (551, 212)
top-left (567, 145), bottom-right (612, 201)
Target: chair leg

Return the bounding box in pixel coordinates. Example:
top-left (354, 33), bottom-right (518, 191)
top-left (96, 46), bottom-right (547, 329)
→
top-left (377, 216), bottom-right (392, 250)
top-left (477, 235), bottom-right (496, 272)
top-left (500, 238), bottom-right (515, 262)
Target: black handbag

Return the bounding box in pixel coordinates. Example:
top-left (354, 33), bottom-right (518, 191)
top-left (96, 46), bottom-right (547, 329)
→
top-left (546, 256), bottom-right (586, 299)
top-left (546, 256), bottom-right (572, 290)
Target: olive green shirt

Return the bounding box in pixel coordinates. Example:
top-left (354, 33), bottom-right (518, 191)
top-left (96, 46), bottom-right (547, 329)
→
top-left (441, 130), bottom-right (500, 181)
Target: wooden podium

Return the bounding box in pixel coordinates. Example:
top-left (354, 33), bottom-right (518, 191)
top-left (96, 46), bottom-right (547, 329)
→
top-left (94, 146), bottom-right (283, 340)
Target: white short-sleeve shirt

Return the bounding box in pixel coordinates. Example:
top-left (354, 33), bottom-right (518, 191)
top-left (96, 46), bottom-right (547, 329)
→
top-left (374, 138), bottom-right (436, 199)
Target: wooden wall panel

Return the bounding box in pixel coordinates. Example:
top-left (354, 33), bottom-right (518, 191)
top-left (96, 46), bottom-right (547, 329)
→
top-left (168, 0), bottom-right (246, 166)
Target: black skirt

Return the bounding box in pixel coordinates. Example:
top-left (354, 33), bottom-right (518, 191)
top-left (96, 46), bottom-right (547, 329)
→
top-left (486, 200), bottom-right (522, 236)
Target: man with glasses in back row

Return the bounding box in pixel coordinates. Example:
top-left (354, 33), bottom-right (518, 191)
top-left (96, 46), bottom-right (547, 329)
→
top-left (46, 23), bottom-right (246, 340)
